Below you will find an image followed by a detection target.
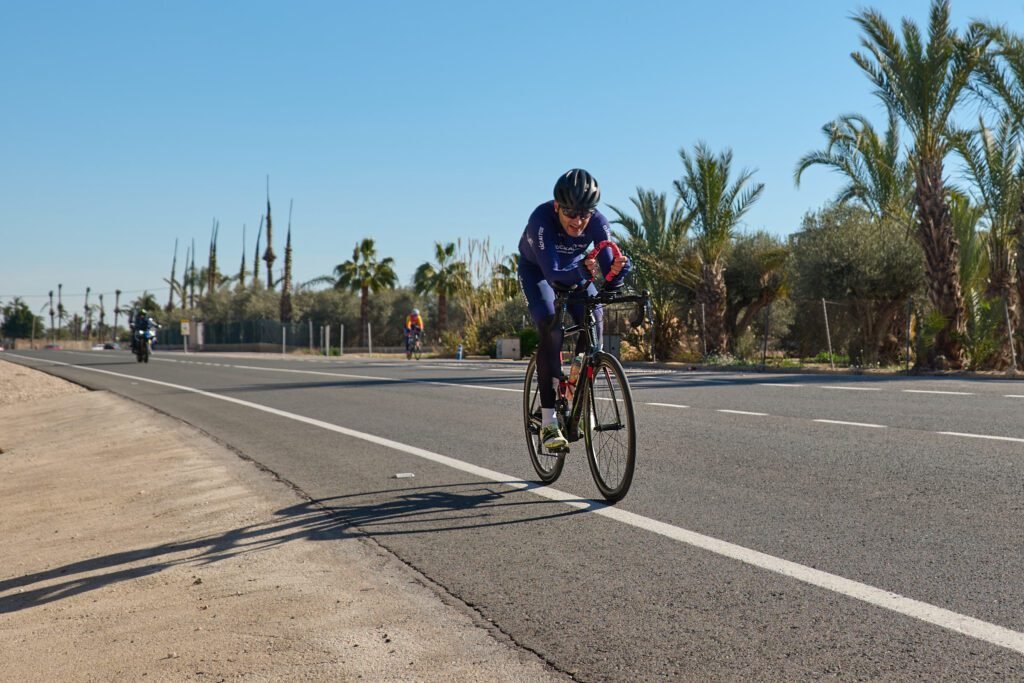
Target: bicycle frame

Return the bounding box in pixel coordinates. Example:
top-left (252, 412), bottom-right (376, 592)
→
top-left (555, 293), bottom-right (607, 443)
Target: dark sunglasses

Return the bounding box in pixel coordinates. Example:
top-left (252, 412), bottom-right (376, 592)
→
top-left (560, 207), bottom-right (594, 220)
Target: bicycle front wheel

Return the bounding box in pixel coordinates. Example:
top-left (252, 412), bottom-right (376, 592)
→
top-left (583, 352), bottom-right (636, 502)
top-left (523, 354), bottom-right (565, 483)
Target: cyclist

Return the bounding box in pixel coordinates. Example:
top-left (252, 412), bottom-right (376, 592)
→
top-left (518, 168), bottom-right (629, 450)
top-left (405, 308), bottom-right (425, 356)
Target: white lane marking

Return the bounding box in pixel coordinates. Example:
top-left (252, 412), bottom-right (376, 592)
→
top-left (903, 389), bottom-right (974, 396)
top-left (758, 383), bottom-right (804, 387)
top-left (814, 419), bottom-right (887, 429)
top-left (1005, 395), bottom-right (1024, 398)
top-left (426, 381), bottom-right (520, 393)
top-left (231, 364), bottom-right (399, 382)
top-left (647, 402), bottom-right (690, 409)
top-left (642, 374), bottom-right (730, 384)
top-left (821, 386), bottom-right (881, 391)
top-left (717, 409), bottom-right (769, 416)
top-left (10, 352), bottom-right (1024, 656)
top-left (939, 432), bottom-right (1024, 444)
top-left (232, 363), bottom-right (522, 394)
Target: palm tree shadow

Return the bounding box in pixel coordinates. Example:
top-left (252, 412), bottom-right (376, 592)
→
top-left (0, 480), bottom-right (599, 614)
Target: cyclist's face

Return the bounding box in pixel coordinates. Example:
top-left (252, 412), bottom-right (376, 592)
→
top-left (555, 202), bottom-right (591, 237)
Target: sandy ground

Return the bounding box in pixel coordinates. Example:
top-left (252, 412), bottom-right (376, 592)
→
top-left (0, 358), bottom-right (567, 682)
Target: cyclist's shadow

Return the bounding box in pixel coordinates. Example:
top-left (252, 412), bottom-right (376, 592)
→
top-left (287, 481), bottom-right (603, 539)
top-left (0, 481), bottom-right (600, 615)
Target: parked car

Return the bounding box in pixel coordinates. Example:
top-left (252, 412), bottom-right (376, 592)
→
top-left (103, 342), bottom-right (121, 350)
top-left (43, 344), bottom-right (62, 350)
top-left (91, 344), bottom-right (105, 351)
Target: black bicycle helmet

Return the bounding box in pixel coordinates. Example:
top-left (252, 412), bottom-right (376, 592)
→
top-left (553, 168), bottom-right (600, 212)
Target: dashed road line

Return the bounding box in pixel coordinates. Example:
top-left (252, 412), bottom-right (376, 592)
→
top-left (814, 419), bottom-right (887, 429)
top-left (717, 409), bottom-right (769, 416)
top-left (821, 386), bottom-right (881, 391)
top-left (903, 389), bottom-right (974, 396)
top-left (939, 432), bottom-right (1024, 444)
top-left (646, 402), bottom-right (689, 409)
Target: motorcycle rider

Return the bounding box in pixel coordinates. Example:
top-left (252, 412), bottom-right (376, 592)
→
top-left (129, 309), bottom-right (159, 353)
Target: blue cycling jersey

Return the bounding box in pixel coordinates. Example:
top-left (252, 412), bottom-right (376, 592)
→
top-left (518, 201), bottom-right (614, 288)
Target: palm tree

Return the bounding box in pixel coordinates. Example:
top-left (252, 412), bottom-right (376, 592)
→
top-left (413, 242), bottom-right (469, 335)
top-left (48, 290), bottom-right (55, 342)
top-left (83, 286), bottom-right (92, 342)
top-left (971, 24), bottom-right (1024, 359)
top-left (952, 115), bottom-right (1023, 367)
top-left (113, 289), bottom-right (121, 340)
top-left (945, 193), bottom-right (990, 365)
top-left (132, 292), bottom-right (161, 316)
top-left (674, 142), bottom-right (764, 354)
top-left (263, 178), bottom-right (276, 290)
top-left (166, 238), bottom-right (179, 313)
top-left (492, 253), bottom-right (521, 301)
top-left (333, 238), bottom-right (397, 346)
top-left (57, 283), bottom-right (65, 340)
top-left (280, 202), bottom-right (294, 324)
top-left (608, 188), bottom-right (691, 360)
top-left (851, 0), bottom-right (990, 368)
top-left (795, 111), bottom-right (913, 225)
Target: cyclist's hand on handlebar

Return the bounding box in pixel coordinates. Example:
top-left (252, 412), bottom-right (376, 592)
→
top-left (583, 256), bottom-right (601, 281)
top-left (609, 252), bottom-right (628, 279)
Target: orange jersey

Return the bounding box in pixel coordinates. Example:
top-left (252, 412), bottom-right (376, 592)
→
top-left (405, 313), bottom-right (424, 331)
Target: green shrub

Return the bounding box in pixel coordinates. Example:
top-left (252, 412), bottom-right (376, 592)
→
top-left (732, 329), bottom-right (757, 362)
top-left (812, 351), bottom-right (849, 365)
top-left (519, 327), bottom-right (539, 358)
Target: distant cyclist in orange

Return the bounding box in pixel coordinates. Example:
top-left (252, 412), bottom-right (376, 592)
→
top-left (405, 308), bottom-right (425, 356)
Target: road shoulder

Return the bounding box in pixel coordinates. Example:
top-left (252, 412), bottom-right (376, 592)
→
top-left (0, 369), bottom-right (565, 681)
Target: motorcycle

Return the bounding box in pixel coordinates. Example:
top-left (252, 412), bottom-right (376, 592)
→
top-left (134, 328), bottom-right (155, 363)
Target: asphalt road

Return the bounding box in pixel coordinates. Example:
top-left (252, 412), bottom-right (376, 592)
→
top-left (6, 348), bottom-right (1024, 681)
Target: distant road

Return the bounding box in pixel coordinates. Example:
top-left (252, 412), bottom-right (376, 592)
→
top-left (6, 349), bottom-right (1024, 680)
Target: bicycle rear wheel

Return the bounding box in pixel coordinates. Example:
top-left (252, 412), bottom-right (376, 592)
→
top-left (523, 354), bottom-right (565, 483)
top-left (583, 352), bottom-right (636, 502)
top-left (414, 340), bottom-right (423, 360)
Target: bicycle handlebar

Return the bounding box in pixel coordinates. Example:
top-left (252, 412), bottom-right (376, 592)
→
top-left (554, 286), bottom-right (649, 306)
top-left (585, 240), bottom-right (625, 283)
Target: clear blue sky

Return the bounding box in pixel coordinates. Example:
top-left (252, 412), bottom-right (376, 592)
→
top-left (3, 0), bottom-right (1023, 314)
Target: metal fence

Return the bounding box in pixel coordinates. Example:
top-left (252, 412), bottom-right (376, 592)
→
top-left (158, 319), bottom-right (412, 354)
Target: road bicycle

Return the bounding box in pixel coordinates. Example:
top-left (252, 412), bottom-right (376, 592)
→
top-left (522, 242), bottom-right (651, 503)
top-left (407, 330), bottom-right (423, 360)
